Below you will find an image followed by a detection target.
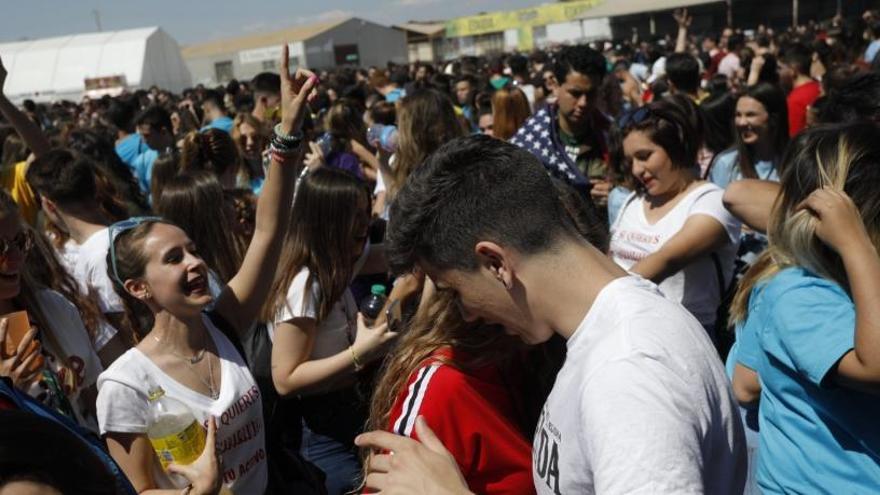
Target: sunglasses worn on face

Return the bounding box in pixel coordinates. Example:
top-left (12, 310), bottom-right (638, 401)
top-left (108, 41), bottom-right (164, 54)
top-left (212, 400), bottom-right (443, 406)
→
top-left (108, 216), bottom-right (163, 285)
top-left (0, 230), bottom-right (33, 258)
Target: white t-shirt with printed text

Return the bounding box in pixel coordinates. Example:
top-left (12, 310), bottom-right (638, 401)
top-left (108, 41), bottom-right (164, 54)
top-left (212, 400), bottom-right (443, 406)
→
top-left (533, 276), bottom-right (746, 494)
top-left (96, 314), bottom-right (267, 494)
top-left (610, 183), bottom-right (741, 327)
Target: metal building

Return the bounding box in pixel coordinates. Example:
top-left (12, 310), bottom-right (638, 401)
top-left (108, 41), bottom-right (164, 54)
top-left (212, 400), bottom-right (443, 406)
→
top-left (182, 17), bottom-right (408, 85)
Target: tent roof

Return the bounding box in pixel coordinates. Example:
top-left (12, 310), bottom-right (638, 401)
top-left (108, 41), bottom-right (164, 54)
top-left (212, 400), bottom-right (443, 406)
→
top-left (0, 26), bottom-right (190, 102)
top-left (0, 26), bottom-right (160, 54)
top-left (580, 0), bottom-right (724, 19)
top-left (181, 17), bottom-right (351, 59)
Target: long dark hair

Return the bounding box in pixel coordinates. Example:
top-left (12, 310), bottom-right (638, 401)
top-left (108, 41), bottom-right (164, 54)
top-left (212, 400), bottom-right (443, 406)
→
top-left (324, 98), bottom-right (368, 154)
top-left (734, 83), bottom-right (789, 179)
top-left (260, 168), bottom-right (370, 323)
top-left (65, 129), bottom-right (150, 214)
top-left (154, 171), bottom-right (246, 284)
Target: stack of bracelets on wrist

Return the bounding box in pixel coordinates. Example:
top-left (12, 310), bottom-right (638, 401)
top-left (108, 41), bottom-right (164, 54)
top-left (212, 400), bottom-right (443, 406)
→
top-left (269, 123), bottom-right (304, 163)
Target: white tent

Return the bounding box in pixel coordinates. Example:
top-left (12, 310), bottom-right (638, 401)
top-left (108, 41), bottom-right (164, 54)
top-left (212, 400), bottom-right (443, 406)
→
top-left (0, 26), bottom-right (192, 103)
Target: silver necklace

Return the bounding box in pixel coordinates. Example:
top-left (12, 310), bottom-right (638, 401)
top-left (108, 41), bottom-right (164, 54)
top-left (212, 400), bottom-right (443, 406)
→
top-left (153, 335), bottom-right (218, 399)
top-left (153, 335), bottom-right (206, 364)
top-left (183, 352), bottom-right (219, 400)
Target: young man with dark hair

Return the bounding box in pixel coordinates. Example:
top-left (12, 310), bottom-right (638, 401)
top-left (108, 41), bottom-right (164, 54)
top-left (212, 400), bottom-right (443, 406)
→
top-left (251, 71), bottom-right (282, 124)
top-left (510, 45), bottom-right (612, 210)
top-left (507, 54), bottom-right (536, 108)
top-left (200, 88), bottom-right (233, 133)
top-left (105, 97), bottom-right (143, 168)
top-left (356, 135), bottom-right (746, 494)
top-left (780, 43), bottom-right (820, 137)
top-left (665, 52), bottom-right (702, 102)
top-left (25, 150), bottom-right (130, 361)
top-left (130, 105), bottom-right (173, 194)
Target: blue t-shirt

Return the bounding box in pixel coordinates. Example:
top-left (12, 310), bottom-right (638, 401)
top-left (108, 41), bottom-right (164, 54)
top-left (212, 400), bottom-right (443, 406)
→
top-left (114, 133), bottom-right (144, 168)
top-left (740, 267), bottom-right (880, 493)
top-left (201, 116), bottom-right (234, 134)
top-left (708, 149), bottom-right (778, 190)
top-left (130, 148), bottom-right (158, 196)
top-left (865, 39), bottom-right (880, 64)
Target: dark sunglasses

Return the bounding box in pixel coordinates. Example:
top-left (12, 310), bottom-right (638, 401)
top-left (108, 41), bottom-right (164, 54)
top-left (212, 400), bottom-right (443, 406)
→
top-left (617, 106), bottom-right (651, 129)
top-left (0, 230), bottom-right (34, 258)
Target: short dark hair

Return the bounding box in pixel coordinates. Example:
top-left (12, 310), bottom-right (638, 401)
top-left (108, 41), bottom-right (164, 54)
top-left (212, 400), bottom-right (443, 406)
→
top-left (780, 43), bottom-right (812, 75)
top-left (251, 72), bottom-right (280, 96)
top-left (386, 134), bottom-right (578, 274)
top-left (507, 54), bottom-right (529, 77)
top-left (134, 105), bottom-right (172, 132)
top-left (26, 149), bottom-right (97, 205)
top-left (620, 94), bottom-right (703, 172)
top-left (105, 97), bottom-right (137, 133)
top-left (665, 53), bottom-right (700, 95)
top-left (202, 89), bottom-right (225, 111)
top-left (552, 45), bottom-right (607, 86)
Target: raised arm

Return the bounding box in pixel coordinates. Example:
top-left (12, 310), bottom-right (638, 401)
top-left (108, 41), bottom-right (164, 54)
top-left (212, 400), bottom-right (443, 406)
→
top-left (673, 9), bottom-right (691, 54)
top-left (216, 45), bottom-right (317, 333)
top-left (0, 55), bottom-right (51, 157)
top-left (722, 179), bottom-right (780, 234)
top-left (802, 189), bottom-right (880, 395)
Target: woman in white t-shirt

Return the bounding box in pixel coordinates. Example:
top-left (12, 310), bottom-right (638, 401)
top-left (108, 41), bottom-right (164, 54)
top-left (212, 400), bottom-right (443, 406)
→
top-left (260, 167), bottom-right (398, 495)
top-left (0, 191), bottom-right (104, 432)
top-left (610, 96), bottom-right (741, 334)
top-left (96, 56), bottom-right (316, 495)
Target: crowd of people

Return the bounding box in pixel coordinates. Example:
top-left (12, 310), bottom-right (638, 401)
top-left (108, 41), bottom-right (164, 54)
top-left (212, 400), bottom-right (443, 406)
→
top-left (0, 6), bottom-right (879, 495)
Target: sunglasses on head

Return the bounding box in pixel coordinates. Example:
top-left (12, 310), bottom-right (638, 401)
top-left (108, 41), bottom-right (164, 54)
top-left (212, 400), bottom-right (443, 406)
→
top-left (617, 106), bottom-right (651, 129)
top-left (108, 216), bottom-right (163, 286)
top-left (0, 230), bottom-right (34, 258)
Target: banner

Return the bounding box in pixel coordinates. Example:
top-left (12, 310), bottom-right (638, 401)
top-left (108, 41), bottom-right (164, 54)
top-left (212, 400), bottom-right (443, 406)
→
top-left (445, 0), bottom-right (603, 38)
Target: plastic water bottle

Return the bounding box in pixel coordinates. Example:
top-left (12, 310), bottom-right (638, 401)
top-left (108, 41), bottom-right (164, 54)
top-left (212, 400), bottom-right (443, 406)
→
top-left (146, 387), bottom-right (206, 472)
top-left (360, 284), bottom-right (387, 326)
top-left (366, 125), bottom-right (398, 153)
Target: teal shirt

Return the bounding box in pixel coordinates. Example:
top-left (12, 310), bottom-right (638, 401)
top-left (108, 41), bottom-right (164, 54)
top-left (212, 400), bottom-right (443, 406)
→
top-left (739, 267), bottom-right (880, 493)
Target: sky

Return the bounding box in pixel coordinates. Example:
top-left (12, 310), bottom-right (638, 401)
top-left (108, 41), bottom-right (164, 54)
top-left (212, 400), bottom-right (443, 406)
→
top-left (0, 0), bottom-right (552, 46)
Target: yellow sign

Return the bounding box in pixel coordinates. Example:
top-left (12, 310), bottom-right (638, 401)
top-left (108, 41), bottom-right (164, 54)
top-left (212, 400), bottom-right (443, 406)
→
top-left (445, 0), bottom-right (603, 38)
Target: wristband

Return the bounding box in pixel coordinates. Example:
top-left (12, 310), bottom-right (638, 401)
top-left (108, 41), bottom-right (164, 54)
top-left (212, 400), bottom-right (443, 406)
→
top-left (349, 345), bottom-right (363, 372)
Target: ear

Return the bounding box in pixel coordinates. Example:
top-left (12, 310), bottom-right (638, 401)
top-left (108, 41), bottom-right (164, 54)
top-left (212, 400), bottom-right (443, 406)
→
top-left (40, 196), bottom-right (57, 215)
top-left (474, 241), bottom-right (515, 290)
top-left (123, 278), bottom-right (151, 301)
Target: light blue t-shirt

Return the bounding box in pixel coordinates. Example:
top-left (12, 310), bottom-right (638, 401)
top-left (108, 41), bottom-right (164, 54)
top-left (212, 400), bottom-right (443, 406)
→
top-left (740, 267), bottom-right (880, 493)
top-left (607, 185), bottom-right (631, 225)
top-left (708, 148), bottom-right (778, 190)
top-left (865, 39), bottom-right (880, 64)
top-left (114, 133), bottom-right (145, 168)
top-left (130, 148), bottom-right (158, 196)
top-left (201, 116), bottom-right (234, 134)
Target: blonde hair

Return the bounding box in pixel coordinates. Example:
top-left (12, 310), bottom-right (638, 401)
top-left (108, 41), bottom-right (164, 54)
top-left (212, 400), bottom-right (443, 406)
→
top-left (730, 122), bottom-right (880, 325)
top-left (391, 90), bottom-right (466, 197)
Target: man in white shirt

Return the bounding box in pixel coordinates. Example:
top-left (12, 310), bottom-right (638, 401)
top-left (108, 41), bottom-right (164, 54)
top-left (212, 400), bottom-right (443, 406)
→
top-left (27, 149), bottom-right (130, 364)
top-left (355, 135), bottom-right (746, 494)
